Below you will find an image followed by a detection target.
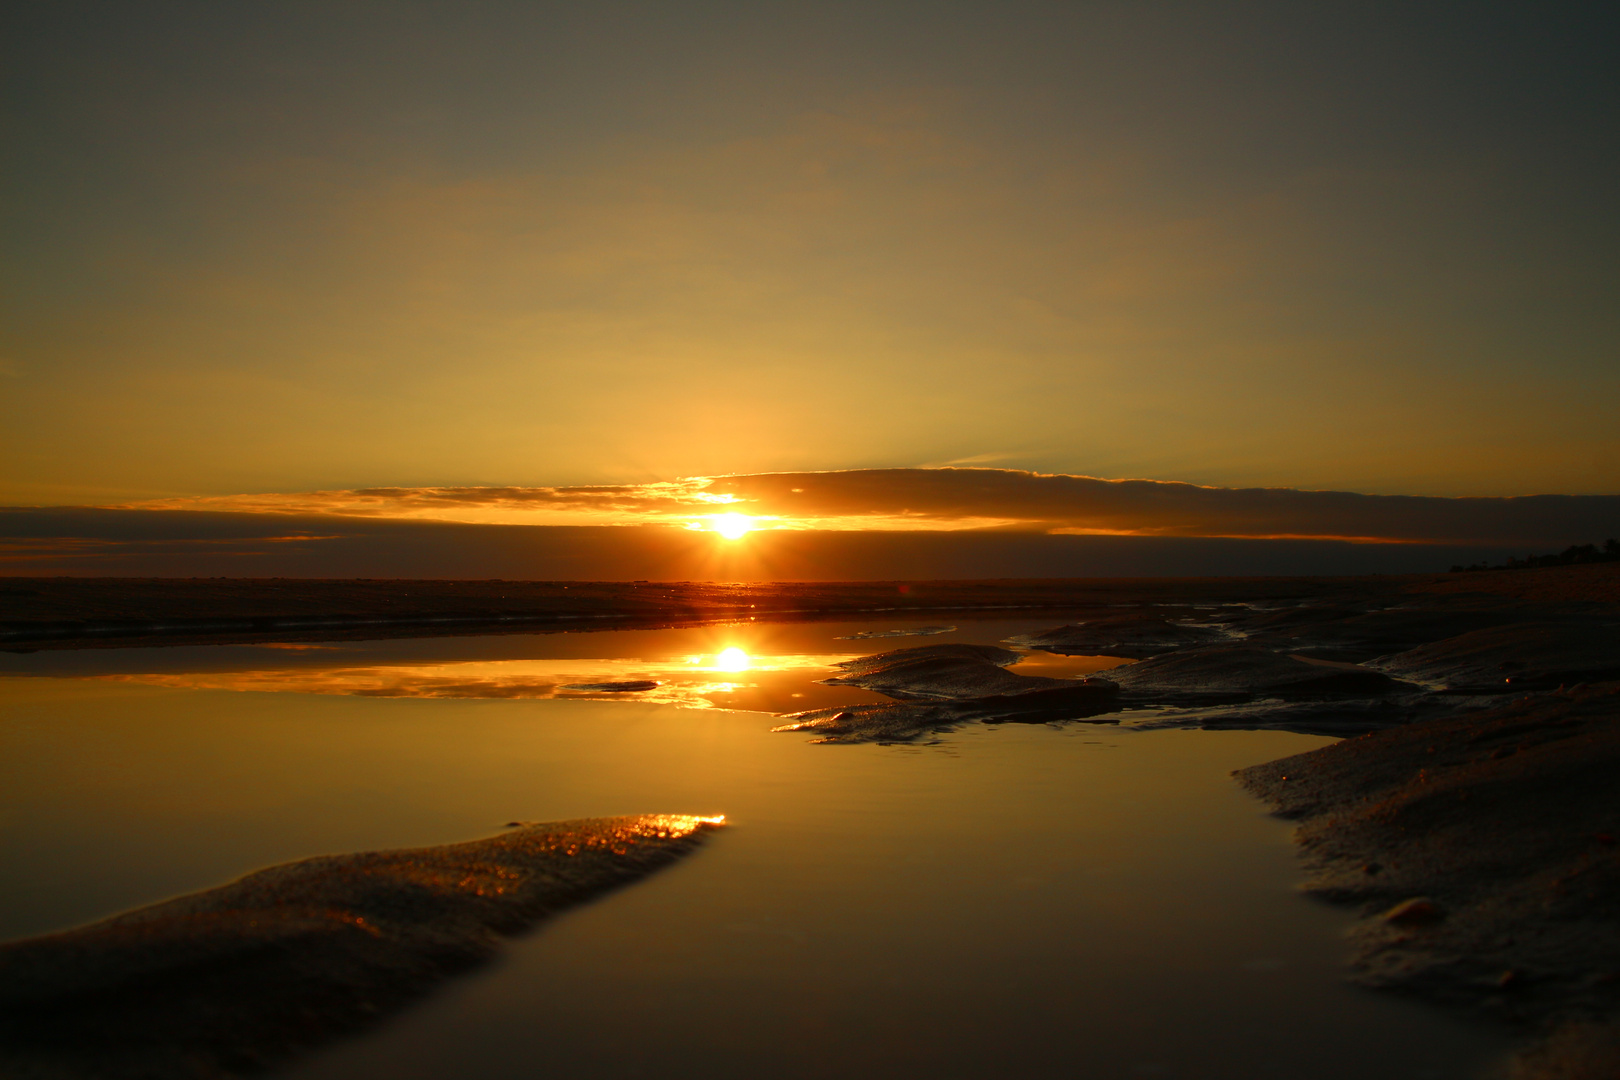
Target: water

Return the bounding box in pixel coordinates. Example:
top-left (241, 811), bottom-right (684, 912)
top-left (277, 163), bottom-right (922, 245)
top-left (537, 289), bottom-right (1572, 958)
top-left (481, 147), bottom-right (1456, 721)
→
top-left (0, 616), bottom-right (1510, 1078)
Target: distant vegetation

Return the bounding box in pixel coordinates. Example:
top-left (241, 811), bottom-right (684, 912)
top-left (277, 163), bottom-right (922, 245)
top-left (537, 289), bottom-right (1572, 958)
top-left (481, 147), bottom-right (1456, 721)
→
top-left (1451, 539), bottom-right (1620, 573)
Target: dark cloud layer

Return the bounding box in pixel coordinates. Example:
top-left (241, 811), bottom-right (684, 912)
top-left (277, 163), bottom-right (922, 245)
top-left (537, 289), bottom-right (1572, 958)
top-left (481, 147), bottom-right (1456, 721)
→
top-left (708, 469), bottom-right (1620, 545)
top-left (120, 468), bottom-right (1620, 547)
top-left (0, 508), bottom-right (1539, 580)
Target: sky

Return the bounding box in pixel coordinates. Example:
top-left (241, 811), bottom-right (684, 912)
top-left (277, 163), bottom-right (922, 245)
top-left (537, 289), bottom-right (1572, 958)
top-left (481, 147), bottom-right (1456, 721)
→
top-left (3, 2), bottom-right (1617, 577)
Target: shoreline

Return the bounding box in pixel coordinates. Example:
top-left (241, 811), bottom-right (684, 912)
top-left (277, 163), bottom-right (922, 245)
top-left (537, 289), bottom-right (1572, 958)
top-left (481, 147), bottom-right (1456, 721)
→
top-left (1236, 684), bottom-right (1620, 1079)
top-left (6, 565), bottom-right (1617, 652)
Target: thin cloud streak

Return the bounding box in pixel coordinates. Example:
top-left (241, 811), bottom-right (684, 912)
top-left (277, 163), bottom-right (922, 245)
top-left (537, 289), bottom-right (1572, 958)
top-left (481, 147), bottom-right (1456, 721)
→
top-left (112, 468), bottom-right (1620, 547)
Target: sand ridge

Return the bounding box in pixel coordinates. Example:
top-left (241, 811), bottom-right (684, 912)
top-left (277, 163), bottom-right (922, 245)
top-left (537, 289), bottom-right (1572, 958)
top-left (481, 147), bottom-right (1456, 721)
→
top-left (0, 814), bottom-right (724, 1080)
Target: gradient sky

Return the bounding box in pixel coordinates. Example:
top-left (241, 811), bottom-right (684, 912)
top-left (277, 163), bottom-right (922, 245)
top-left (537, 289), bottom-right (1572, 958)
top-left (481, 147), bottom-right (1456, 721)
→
top-left (4, 2), bottom-right (1618, 524)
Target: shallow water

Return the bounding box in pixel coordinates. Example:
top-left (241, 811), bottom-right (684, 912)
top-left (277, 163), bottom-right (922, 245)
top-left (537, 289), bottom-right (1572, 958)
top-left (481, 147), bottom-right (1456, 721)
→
top-left (0, 617), bottom-right (1510, 1078)
top-left (0, 615), bottom-right (1131, 714)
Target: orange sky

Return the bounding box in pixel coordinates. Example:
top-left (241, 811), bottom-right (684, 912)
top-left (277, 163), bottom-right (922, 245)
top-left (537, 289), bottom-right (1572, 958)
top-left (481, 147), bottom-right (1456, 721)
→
top-left (3, 3), bottom-right (1617, 554)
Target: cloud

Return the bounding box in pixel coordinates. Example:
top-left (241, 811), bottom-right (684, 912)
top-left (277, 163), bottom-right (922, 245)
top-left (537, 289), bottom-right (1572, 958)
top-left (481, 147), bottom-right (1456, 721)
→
top-left (0, 508), bottom-right (1540, 580)
top-left (109, 468), bottom-right (1620, 547)
top-left (706, 470), bottom-right (1620, 546)
top-left (119, 481), bottom-right (728, 524)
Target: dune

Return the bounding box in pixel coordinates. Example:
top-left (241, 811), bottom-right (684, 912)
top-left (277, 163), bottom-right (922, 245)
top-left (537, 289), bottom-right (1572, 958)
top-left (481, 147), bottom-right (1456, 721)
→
top-left (823, 655), bottom-right (1072, 700)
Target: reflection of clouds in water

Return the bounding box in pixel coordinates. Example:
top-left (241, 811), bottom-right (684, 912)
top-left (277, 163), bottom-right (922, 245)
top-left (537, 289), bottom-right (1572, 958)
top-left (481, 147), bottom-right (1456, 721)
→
top-left (105, 671), bottom-right (750, 709)
top-left (98, 653), bottom-right (856, 710)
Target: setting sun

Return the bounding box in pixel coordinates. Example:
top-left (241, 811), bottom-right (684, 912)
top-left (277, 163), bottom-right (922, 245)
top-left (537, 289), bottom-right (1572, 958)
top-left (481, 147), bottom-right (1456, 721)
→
top-left (715, 647), bottom-right (751, 671)
top-left (710, 513), bottom-right (755, 540)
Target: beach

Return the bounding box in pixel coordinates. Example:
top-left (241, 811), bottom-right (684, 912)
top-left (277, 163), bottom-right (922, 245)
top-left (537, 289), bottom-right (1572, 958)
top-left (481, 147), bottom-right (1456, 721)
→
top-left (2, 564), bottom-right (1617, 1076)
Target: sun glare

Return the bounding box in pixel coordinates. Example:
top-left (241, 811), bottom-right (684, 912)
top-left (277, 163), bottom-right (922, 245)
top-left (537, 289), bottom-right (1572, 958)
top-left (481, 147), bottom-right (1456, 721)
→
top-left (710, 513), bottom-right (754, 540)
top-left (715, 647), bottom-right (751, 672)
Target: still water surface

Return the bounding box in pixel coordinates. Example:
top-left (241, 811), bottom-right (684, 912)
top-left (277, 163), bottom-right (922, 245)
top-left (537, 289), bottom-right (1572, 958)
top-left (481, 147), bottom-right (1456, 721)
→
top-left (0, 617), bottom-right (1510, 1078)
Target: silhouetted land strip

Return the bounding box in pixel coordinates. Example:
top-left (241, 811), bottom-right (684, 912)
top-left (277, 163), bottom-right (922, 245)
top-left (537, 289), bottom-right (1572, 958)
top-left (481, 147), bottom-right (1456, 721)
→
top-left (4, 565), bottom-right (1619, 650)
top-left (1451, 537), bottom-right (1620, 573)
top-left (0, 815), bottom-right (723, 1080)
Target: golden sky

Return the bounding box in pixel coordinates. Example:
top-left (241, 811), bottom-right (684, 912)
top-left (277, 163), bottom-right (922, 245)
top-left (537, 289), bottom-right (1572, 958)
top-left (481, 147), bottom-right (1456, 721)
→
top-left (3, 3), bottom-right (1617, 528)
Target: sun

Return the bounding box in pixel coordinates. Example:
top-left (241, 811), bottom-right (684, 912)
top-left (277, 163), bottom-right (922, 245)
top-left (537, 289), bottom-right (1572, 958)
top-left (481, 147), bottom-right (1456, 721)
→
top-left (710, 513), bottom-right (755, 540)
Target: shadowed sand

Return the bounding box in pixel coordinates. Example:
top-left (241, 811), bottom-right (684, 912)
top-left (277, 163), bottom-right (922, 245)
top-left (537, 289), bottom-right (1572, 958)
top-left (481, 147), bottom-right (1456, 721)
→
top-left (770, 683), bottom-right (1123, 742)
top-left (778, 643), bottom-right (1120, 742)
top-left (1003, 615), bottom-right (1228, 657)
top-left (835, 625), bottom-right (957, 640)
top-left (1369, 622), bottom-right (1620, 691)
top-left (1236, 686), bottom-right (1620, 1079)
top-left (0, 814), bottom-right (724, 1080)
top-left (1107, 644), bottom-right (1403, 696)
top-left (825, 642), bottom-right (1023, 675)
top-left (817, 643), bottom-right (1076, 700)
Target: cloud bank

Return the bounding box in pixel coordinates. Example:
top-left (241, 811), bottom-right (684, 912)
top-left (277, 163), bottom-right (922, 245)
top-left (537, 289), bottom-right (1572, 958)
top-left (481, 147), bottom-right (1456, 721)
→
top-left (119, 469), bottom-right (1620, 547)
top-left (0, 508), bottom-right (1538, 580)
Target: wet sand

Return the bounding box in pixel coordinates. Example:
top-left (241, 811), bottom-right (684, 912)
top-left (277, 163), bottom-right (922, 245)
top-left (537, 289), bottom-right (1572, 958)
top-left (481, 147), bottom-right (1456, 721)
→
top-left (1237, 685), bottom-right (1620, 1078)
top-left (0, 815), bottom-right (722, 1080)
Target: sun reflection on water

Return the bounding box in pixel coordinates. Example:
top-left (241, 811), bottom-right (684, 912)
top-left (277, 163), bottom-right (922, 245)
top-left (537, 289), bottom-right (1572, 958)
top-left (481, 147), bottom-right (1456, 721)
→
top-left (636, 813), bottom-right (727, 839)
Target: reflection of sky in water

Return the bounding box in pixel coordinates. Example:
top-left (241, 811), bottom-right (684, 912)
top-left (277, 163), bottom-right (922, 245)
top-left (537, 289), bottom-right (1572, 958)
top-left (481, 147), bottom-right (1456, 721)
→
top-left (0, 612), bottom-right (1504, 1079)
top-left (15, 617), bottom-right (1134, 714)
top-left (0, 674), bottom-right (1509, 1080)
top-left (99, 651), bottom-right (872, 711)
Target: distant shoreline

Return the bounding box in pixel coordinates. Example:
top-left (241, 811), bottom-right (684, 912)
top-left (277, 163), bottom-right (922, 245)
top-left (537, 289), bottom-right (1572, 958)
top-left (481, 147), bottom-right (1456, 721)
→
top-left (4, 565), bottom-right (1617, 651)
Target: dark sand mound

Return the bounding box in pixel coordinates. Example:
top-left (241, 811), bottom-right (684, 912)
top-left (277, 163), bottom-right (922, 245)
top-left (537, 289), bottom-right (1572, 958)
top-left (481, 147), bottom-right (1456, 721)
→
top-left (836, 625), bottom-right (956, 640)
top-left (774, 680), bottom-right (1121, 743)
top-left (800, 639), bottom-right (1410, 740)
top-left (1370, 622), bottom-right (1620, 691)
top-left (1143, 697), bottom-right (1438, 738)
top-left (0, 814), bottom-right (723, 1080)
top-left (1239, 608), bottom-right (1520, 663)
top-left (1230, 605), bottom-right (1369, 631)
top-left (824, 655), bottom-right (1080, 701)
top-left (828, 642), bottom-right (1022, 676)
top-left (1003, 615), bottom-right (1227, 657)
top-left (1236, 685), bottom-right (1620, 1079)
top-left (786, 642), bottom-right (1121, 740)
top-left (1106, 644), bottom-right (1400, 697)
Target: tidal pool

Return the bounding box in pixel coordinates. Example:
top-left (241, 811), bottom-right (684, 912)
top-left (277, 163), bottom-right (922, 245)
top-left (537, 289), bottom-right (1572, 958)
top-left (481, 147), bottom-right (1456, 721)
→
top-left (0, 617), bottom-right (1510, 1078)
